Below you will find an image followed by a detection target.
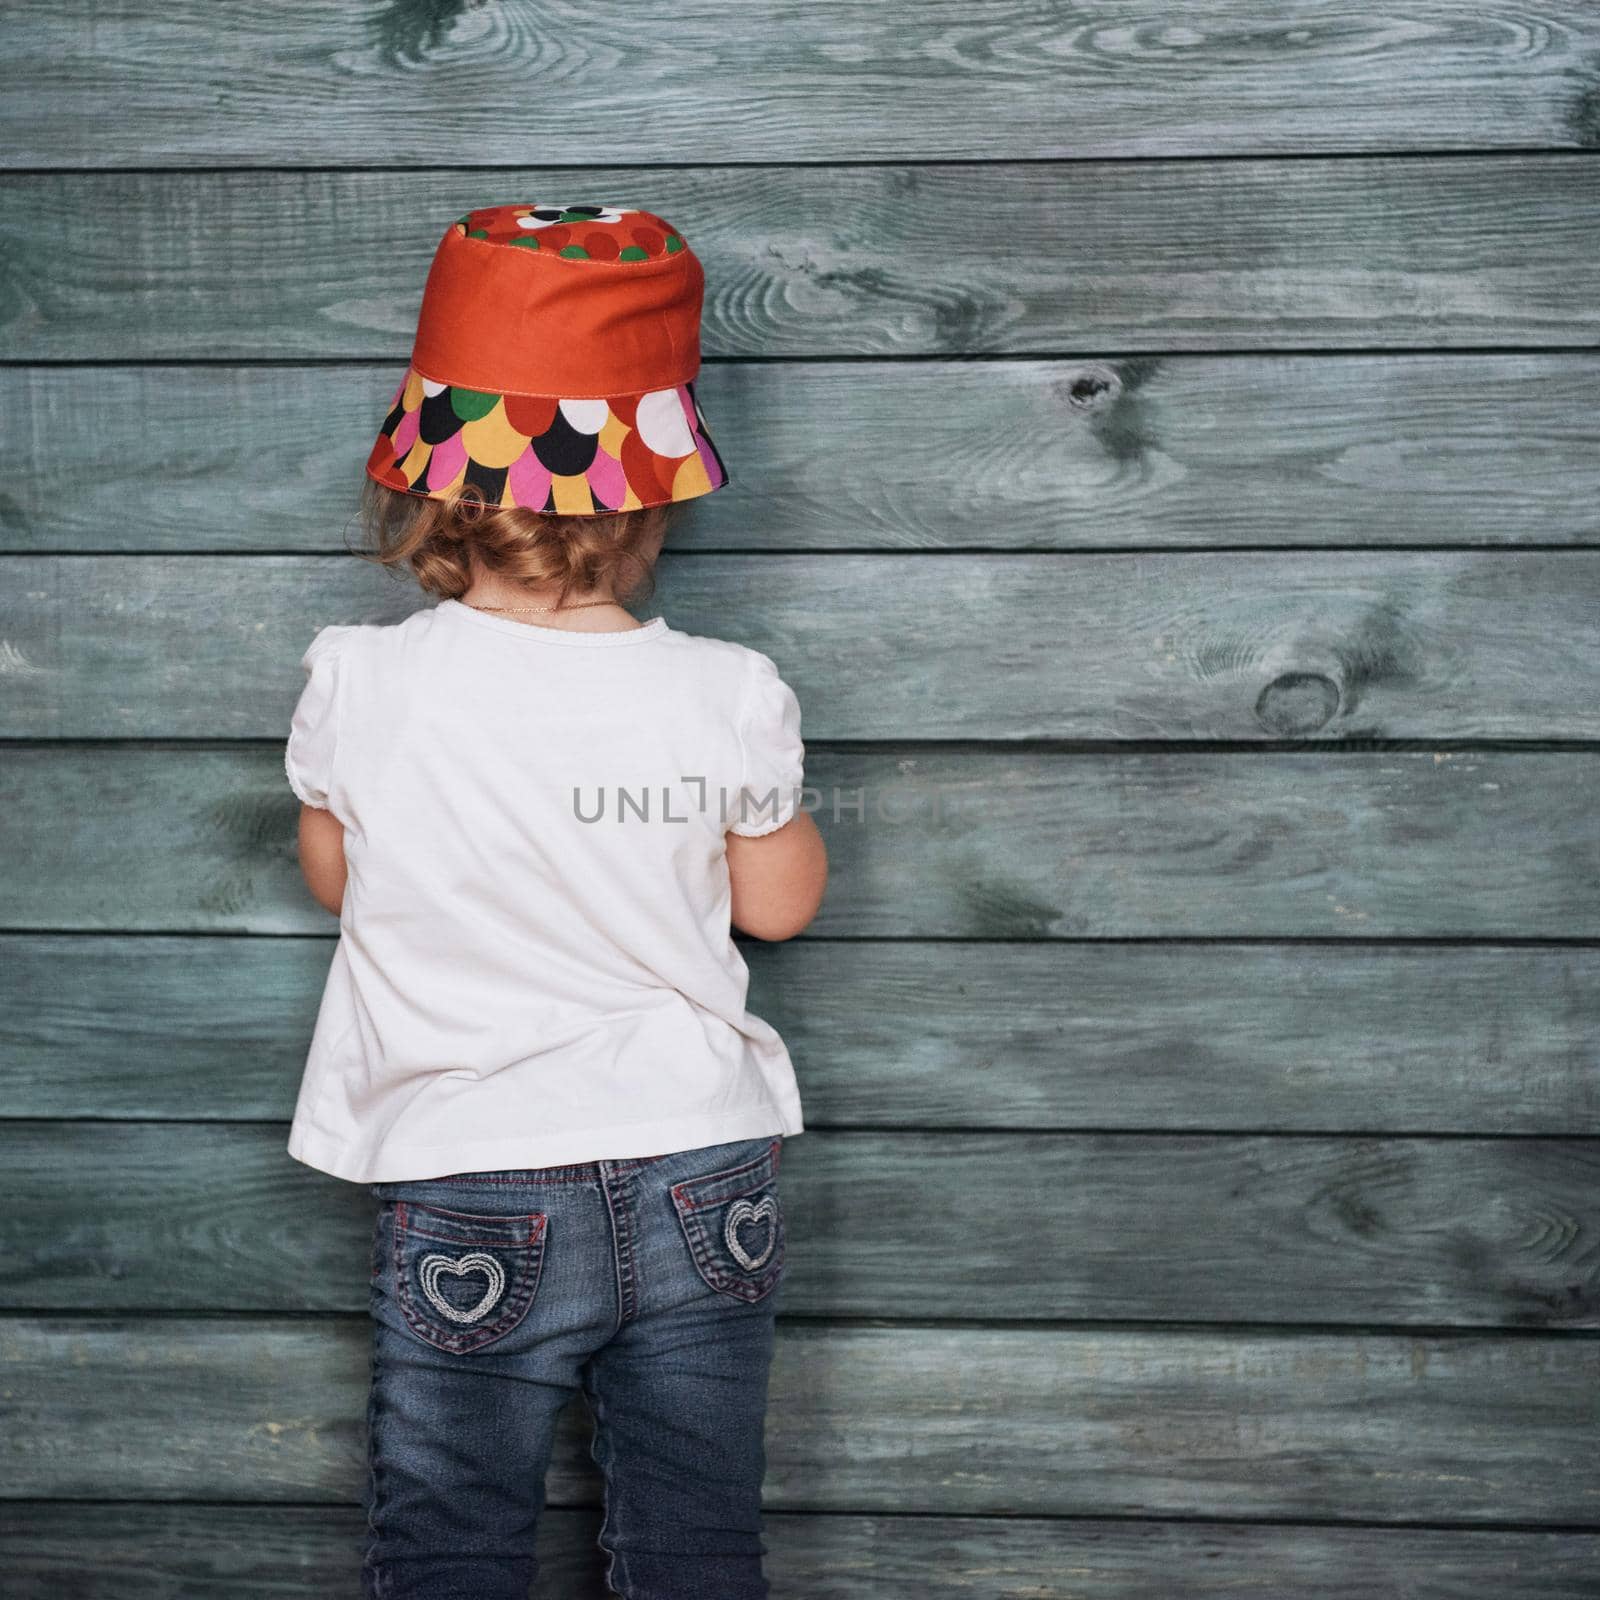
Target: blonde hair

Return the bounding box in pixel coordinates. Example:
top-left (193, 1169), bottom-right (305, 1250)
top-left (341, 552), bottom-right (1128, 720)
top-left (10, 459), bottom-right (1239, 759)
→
top-left (357, 479), bottom-right (669, 609)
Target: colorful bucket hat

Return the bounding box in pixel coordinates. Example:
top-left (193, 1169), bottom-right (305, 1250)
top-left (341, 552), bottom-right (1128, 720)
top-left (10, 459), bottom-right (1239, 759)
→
top-left (366, 203), bottom-right (730, 516)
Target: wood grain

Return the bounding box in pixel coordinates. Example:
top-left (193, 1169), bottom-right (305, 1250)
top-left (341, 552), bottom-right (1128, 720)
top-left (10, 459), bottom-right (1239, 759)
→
top-left (2, 746), bottom-right (1595, 938)
top-left (4, 160), bottom-right (1599, 360)
top-left (5, 934), bottom-right (1594, 1133)
top-left (3, 1122), bottom-right (1596, 1326)
top-left (8, 0), bottom-right (1598, 1582)
top-left (6, 552), bottom-right (1600, 739)
top-left (4, 1317), bottom-right (1595, 1522)
top-left (4, 2), bottom-right (1599, 166)
top-left (7, 355), bottom-right (1597, 555)
top-left (4, 1503), bottom-right (1597, 1600)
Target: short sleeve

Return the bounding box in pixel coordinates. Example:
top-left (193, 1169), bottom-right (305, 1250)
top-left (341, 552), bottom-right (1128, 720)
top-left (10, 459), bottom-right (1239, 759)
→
top-left (730, 649), bottom-right (805, 837)
top-left (285, 626), bottom-right (354, 809)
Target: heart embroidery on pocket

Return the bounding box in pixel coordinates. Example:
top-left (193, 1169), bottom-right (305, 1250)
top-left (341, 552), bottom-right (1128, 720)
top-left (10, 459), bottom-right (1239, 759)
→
top-left (724, 1195), bottom-right (778, 1272)
top-left (418, 1251), bottom-right (506, 1324)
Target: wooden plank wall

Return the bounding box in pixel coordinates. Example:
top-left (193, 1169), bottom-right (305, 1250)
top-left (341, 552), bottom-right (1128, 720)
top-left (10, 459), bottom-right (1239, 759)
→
top-left (2, 4), bottom-right (1599, 1594)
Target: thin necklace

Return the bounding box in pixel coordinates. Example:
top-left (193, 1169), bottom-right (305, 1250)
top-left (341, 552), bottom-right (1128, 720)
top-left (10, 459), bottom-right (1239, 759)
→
top-left (465, 598), bottom-right (620, 615)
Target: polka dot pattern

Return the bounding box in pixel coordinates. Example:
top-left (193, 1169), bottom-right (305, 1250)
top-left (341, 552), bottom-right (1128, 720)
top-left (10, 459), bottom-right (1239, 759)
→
top-left (451, 203), bottom-right (687, 263)
top-left (366, 365), bottom-right (730, 514)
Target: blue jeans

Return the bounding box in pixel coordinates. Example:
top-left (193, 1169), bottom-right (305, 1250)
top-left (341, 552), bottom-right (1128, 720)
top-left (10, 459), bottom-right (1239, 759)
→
top-left (362, 1134), bottom-right (788, 1599)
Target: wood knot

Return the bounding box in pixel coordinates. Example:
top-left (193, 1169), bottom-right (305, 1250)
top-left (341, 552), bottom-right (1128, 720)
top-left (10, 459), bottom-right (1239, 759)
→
top-left (1062, 365), bottom-right (1122, 410)
top-left (1255, 671), bottom-right (1341, 735)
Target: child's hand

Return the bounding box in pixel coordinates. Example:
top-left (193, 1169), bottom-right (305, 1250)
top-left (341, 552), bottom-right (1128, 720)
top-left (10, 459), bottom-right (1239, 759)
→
top-left (726, 812), bottom-right (827, 940)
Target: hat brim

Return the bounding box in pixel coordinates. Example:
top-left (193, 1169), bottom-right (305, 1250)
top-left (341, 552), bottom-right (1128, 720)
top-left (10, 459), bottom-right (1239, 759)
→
top-left (366, 366), bottom-right (730, 515)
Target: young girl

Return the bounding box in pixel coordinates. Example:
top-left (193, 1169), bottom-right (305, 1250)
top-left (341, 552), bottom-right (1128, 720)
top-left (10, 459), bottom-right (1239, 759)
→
top-left (283, 202), bottom-right (828, 1600)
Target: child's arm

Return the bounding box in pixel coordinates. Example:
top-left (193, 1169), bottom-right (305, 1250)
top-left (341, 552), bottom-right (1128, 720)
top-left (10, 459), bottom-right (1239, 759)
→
top-left (725, 646), bottom-right (820, 939)
top-left (297, 803), bottom-right (347, 915)
top-left (726, 811), bottom-right (827, 941)
top-left (286, 625), bottom-right (357, 915)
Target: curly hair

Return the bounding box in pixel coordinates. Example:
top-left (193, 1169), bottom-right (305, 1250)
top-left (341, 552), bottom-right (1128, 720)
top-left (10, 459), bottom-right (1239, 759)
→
top-left (356, 479), bottom-right (671, 609)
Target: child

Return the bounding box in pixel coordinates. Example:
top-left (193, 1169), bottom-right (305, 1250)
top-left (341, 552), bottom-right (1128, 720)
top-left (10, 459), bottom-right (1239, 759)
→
top-left (282, 202), bottom-right (828, 1600)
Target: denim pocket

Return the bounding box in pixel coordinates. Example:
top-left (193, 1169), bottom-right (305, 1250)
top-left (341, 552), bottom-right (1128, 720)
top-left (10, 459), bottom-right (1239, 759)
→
top-left (389, 1200), bottom-right (548, 1355)
top-left (670, 1138), bottom-right (786, 1304)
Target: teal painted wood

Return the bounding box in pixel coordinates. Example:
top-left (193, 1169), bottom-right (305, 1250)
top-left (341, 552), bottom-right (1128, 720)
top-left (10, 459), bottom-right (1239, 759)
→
top-left (5, 160), bottom-right (1600, 360)
top-left (7, 355), bottom-right (1598, 554)
top-left (4, 1122), bottom-right (1597, 1325)
top-left (6, 3), bottom-right (1600, 166)
top-left (3, 747), bottom-right (1596, 937)
top-left (5, 1318), bottom-right (1596, 1521)
top-left (5, 934), bottom-right (1595, 1133)
top-left (6, 1504), bottom-right (1599, 1600)
top-left (6, 552), bottom-right (1600, 739)
top-left (5, 8), bottom-right (1596, 1583)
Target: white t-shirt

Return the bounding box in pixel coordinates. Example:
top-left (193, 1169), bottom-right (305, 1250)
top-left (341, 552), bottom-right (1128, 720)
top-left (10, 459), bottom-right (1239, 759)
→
top-left (282, 598), bottom-right (807, 1183)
